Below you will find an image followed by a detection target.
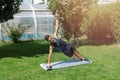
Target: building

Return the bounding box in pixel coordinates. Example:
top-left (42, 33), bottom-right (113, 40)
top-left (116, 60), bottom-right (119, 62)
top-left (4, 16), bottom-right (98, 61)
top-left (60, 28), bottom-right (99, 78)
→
top-left (1, 0), bottom-right (55, 41)
top-left (13, 0), bottom-right (55, 39)
top-left (20, 0), bottom-right (48, 4)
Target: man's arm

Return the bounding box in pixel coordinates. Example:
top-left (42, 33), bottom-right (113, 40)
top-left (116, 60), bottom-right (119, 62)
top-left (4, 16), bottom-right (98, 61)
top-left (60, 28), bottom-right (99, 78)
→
top-left (54, 10), bottom-right (60, 38)
top-left (54, 17), bottom-right (59, 38)
top-left (47, 44), bottom-right (53, 68)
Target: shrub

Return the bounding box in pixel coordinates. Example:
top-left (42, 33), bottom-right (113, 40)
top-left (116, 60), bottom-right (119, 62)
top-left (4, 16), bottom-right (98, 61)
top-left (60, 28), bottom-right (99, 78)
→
top-left (84, 4), bottom-right (120, 44)
top-left (111, 3), bottom-right (120, 43)
top-left (3, 23), bottom-right (30, 43)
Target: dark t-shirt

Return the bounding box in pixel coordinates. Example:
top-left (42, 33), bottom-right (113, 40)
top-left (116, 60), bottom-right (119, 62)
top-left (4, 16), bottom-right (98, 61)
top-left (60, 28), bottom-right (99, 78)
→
top-left (51, 38), bottom-right (75, 57)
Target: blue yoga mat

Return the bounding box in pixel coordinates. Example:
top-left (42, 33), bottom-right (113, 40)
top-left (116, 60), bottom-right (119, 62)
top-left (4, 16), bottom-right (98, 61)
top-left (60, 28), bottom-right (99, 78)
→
top-left (40, 58), bottom-right (92, 71)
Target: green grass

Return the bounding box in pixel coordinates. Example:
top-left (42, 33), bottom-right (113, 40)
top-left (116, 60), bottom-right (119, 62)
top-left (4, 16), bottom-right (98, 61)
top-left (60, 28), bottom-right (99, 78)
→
top-left (0, 41), bottom-right (120, 80)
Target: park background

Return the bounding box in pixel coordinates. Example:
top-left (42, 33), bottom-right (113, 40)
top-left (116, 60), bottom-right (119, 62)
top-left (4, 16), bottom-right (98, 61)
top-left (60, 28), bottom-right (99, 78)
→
top-left (0, 0), bottom-right (120, 80)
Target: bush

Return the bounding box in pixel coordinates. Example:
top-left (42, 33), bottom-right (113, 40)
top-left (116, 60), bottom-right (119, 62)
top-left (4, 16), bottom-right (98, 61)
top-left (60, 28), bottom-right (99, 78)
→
top-left (83, 3), bottom-right (120, 44)
top-left (111, 3), bottom-right (120, 43)
top-left (3, 23), bottom-right (30, 43)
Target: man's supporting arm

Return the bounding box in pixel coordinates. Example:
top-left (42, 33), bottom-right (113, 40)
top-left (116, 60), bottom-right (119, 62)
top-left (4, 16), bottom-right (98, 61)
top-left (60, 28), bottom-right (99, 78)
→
top-left (48, 45), bottom-right (53, 67)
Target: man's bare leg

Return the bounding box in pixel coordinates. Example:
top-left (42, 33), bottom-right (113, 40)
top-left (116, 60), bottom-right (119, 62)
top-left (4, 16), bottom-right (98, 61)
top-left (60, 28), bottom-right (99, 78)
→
top-left (72, 50), bottom-right (85, 60)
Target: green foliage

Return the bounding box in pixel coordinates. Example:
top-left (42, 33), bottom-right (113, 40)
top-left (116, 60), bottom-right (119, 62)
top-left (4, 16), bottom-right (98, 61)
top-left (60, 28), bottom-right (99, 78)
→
top-left (61, 29), bottom-right (71, 42)
top-left (82, 3), bottom-right (120, 44)
top-left (49, 0), bottom-right (93, 46)
top-left (110, 3), bottom-right (120, 43)
top-left (49, 0), bottom-right (120, 45)
top-left (48, 0), bottom-right (60, 14)
top-left (3, 23), bottom-right (30, 43)
top-left (87, 5), bottom-right (114, 44)
top-left (0, 0), bottom-right (21, 22)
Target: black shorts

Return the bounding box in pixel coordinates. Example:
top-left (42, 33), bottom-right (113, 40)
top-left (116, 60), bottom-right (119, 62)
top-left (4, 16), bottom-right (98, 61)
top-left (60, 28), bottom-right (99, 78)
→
top-left (64, 44), bottom-right (76, 57)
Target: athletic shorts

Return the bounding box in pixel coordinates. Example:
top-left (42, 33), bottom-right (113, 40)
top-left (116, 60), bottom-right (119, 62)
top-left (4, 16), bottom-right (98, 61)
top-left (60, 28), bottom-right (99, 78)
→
top-left (64, 44), bottom-right (76, 57)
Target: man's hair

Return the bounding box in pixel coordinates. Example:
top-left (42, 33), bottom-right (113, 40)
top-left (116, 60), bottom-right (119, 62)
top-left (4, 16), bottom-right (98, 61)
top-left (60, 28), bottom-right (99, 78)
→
top-left (44, 35), bottom-right (50, 41)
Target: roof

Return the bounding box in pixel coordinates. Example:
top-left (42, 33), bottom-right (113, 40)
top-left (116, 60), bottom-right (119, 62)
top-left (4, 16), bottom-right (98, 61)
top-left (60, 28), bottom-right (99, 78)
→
top-left (20, 3), bottom-right (49, 11)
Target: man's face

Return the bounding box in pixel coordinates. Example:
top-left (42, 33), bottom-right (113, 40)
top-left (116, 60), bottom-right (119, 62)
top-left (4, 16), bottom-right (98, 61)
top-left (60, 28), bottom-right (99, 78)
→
top-left (48, 36), bottom-right (52, 42)
top-left (48, 36), bottom-right (54, 43)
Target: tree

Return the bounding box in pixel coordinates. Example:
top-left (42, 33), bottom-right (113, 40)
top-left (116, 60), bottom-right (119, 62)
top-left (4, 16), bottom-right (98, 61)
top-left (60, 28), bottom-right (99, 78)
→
top-left (0, 0), bottom-right (21, 42)
top-left (0, 0), bottom-right (21, 22)
top-left (48, 0), bottom-right (93, 46)
top-left (48, 0), bottom-right (59, 15)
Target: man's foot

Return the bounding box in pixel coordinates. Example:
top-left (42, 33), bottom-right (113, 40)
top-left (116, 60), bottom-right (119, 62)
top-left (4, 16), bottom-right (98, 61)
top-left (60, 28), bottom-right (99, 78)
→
top-left (83, 58), bottom-right (90, 62)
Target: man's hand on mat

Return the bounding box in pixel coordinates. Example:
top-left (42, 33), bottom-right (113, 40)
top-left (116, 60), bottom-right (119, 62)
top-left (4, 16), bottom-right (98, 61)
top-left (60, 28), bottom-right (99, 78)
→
top-left (47, 66), bottom-right (52, 70)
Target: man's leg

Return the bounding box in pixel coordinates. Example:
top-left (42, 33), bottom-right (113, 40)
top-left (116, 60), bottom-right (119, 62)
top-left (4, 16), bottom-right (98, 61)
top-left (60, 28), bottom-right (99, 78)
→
top-left (72, 50), bottom-right (85, 60)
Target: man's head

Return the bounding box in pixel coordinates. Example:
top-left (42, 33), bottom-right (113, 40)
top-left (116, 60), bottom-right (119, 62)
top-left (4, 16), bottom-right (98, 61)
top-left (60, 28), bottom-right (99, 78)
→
top-left (44, 35), bottom-right (54, 43)
top-left (44, 35), bottom-right (50, 41)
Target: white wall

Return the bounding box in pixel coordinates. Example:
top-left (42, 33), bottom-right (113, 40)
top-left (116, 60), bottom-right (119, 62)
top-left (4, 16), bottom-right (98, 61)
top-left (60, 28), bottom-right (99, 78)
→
top-left (22, 0), bottom-right (32, 4)
top-left (34, 0), bottom-right (44, 4)
top-left (22, 0), bottom-right (47, 4)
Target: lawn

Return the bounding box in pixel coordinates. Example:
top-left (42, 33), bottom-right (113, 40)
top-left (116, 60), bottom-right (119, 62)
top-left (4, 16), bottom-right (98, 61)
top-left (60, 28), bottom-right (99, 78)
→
top-left (0, 40), bottom-right (120, 80)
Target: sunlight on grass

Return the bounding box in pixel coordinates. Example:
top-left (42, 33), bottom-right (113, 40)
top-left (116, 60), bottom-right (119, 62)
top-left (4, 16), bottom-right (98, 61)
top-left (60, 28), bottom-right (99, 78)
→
top-left (0, 41), bottom-right (120, 80)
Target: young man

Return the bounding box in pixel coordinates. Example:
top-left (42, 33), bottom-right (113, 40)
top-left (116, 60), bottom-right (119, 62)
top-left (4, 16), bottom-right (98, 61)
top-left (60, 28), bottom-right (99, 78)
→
top-left (44, 35), bottom-right (89, 69)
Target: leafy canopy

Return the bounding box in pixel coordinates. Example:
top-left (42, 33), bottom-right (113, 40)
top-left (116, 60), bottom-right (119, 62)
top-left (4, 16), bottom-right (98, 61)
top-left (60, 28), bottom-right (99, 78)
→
top-left (0, 0), bottom-right (21, 22)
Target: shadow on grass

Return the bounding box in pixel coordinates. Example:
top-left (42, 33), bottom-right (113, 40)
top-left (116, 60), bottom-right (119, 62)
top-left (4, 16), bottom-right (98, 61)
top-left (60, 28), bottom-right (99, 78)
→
top-left (0, 40), bottom-right (50, 59)
top-left (0, 39), bottom-right (115, 59)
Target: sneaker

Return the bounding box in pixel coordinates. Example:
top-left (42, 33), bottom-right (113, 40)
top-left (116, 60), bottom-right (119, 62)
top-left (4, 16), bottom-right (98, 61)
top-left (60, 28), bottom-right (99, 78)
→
top-left (84, 58), bottom-right (90, 62)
